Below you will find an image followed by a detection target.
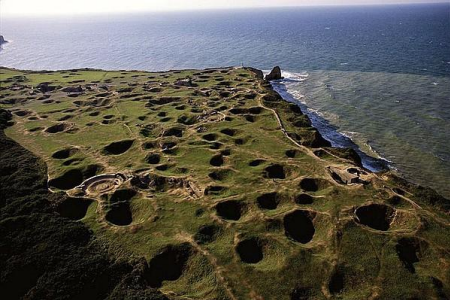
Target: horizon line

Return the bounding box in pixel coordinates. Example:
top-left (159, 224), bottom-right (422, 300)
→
top-left (2, 1), bottom-right (449, 18)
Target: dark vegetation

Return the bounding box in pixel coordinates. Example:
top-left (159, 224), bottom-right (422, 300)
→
top-left (0, 115), bottom-right (166, 300)
top-left (395, 237), bottom-right (421, 273)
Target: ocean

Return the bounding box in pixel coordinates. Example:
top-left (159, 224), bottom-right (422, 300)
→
top-left (1, 3), bottom-right (449, 197)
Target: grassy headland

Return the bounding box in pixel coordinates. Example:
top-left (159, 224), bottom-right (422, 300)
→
top-left (0, 66), bottom-right (449, 299)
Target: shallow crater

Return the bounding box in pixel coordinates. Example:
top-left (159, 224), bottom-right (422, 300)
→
top-left (194, 224), bottom-right (221, 244)
top-left (45, 123), bottom-right (70, 134)
top-left (105, 189), bottom-right (137, 226)
top-left (202, 133), bottom-right (218, 141)
top-left (220, 128), bottom-right (237, 136)
top-left (103, 139), bottom-right (134, 155)
top-left (145, 153), bottom-right (161, 164)
top-left (257, 192), bottom-right (281, 210)
top-left (395, 237), bottom-right (421, 273)
top-left (286, 149), bottom-right (301, 158)
top-left (216, 200), bottom-right (243, 221)
top-left (264, 164), bottom-right (286, 179)
top-left (210, 154), bottom-right (224, 167)
top-left (162, 127), bottom-right (183, 137)
top-left (299, 178), bottom-right (332, 192)
top-left (354, 203), bottom-right (395, 231)
top-left (145, 243), bottom-right (192, 288)
top-left (52, 147), bottom-right (79, 159)
top-left (249, 159), bottom-right (265, 167)
top-left (56, 197), bottom-right (94, 220)
top-left (295, 194), bottom-right (314, 205)
top-left (236, 237), bottom-right (264, 264)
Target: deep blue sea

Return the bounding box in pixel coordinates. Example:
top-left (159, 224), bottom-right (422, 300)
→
top-left (1, 3), bottom-right (450, 197)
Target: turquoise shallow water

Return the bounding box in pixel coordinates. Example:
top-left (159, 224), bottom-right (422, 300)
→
top-left (1, 3), bottom-right (449, 197)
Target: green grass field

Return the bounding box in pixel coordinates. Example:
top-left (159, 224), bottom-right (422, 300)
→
top-left (1, 66), bottom-right (448, 299)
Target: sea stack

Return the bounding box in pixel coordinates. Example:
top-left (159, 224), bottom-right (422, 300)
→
top-left (0, 35), bottom-right (7, 45)
top-left (265, 66), bottom-right (283, 81)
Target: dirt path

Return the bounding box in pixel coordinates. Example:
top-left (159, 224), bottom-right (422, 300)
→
top-left (177, 233), bottom-right (238, 300)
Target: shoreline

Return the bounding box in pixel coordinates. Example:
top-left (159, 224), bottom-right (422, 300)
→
top-left (1, 65), bottom-right (448, 202)
top-left (269, 78), bottom-right (390, 172)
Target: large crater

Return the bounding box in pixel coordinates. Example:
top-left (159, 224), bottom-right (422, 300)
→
top-left (284, 210), bottom-right (316, 244)
top-left (355, 203), bottom-right (395, 231)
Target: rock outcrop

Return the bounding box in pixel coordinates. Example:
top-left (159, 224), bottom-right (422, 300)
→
top-left (61, 86), bottom-right (84, 93)
top-left (36, 82), bottom-right (59, 93)
top-left (265, 66), bottom-right (283, 81)
top-left (245, 67), bottom-right (264, 80)
top-left (0, 35), bottom-right (7, 45)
